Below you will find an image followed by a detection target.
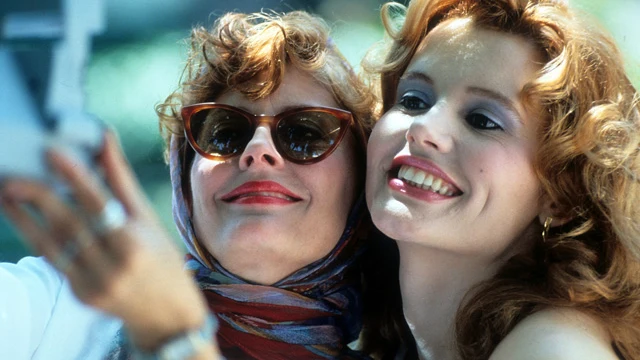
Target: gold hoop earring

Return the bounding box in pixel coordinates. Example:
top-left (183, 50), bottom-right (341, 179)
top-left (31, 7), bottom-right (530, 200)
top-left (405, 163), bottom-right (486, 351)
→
top-left (542, 217), bottom-right (553, 242)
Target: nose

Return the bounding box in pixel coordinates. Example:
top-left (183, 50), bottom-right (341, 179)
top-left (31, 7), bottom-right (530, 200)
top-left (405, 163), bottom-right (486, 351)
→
top-left (238, 125), bottom-right (286, 170)
top-left (405, 105), bottom-right (454, 153)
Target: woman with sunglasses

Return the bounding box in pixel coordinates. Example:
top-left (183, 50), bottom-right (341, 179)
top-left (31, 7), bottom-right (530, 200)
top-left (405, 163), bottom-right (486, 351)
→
top-left (365, 0), bottom-right (640, 358)
top-left (0, 11), bottom-right (406, 360)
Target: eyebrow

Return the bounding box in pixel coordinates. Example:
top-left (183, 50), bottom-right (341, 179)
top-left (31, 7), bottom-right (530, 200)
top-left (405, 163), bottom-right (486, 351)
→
top-left (400, 71), bottom-right (434, 85)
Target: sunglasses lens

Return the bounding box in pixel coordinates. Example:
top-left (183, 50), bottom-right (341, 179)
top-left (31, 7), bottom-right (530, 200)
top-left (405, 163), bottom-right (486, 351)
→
top-left (277, 111), bottom-right (344, 161)
top-left (190, 108), bottom-right (252, 158)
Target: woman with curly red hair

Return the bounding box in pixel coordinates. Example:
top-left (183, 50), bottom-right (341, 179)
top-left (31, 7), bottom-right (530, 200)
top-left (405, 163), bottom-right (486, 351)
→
top-left (366, 0), bottom-right (640, 358)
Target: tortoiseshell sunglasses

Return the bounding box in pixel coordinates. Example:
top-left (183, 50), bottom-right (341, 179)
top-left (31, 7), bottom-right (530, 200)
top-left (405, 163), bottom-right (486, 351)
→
top-left (181, 103), bottom-right (357, 164)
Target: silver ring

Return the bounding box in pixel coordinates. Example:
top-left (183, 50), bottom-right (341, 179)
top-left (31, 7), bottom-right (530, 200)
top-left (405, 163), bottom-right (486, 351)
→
top-left (53, 241), bottom-right (80, 272)
top-left (90, 198), bottom-right (128, 236)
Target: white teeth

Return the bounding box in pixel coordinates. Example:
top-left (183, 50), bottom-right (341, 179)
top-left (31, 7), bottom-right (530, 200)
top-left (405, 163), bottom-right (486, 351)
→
top-left (413, 170), bottom-right (426, 184)
top-left (423, 174), bottom-right (434, 187)
top-left (399, 166), bottom-right (407, 179)
top-left (432, 178), bottom-right (442, 192)
top-left (397, 165), bottom-right (458, 196)
top-left (404, 167), bottom-right (416, 181)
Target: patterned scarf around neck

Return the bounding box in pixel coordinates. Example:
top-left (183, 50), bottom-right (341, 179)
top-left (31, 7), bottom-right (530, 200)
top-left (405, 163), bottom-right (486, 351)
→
top-left (169, 136), bottom-right (370, 359)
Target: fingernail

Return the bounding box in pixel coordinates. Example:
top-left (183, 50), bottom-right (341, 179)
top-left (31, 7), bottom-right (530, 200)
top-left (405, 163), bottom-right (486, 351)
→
top-left (46, 146), bottom-right (65, 162)
top-left (45, 140), bottom-right (75, 163)
top-left (45, 148), bottom-right (68, 177)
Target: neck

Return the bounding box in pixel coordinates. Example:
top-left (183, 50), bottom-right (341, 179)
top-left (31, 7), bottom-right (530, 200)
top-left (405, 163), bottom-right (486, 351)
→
top-left (397, 242), bottom-right (505, 360)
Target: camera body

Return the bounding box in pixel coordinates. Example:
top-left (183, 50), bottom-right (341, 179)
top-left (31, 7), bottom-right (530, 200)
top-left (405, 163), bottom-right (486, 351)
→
top-left (0, 0), bottom-right (105, 184)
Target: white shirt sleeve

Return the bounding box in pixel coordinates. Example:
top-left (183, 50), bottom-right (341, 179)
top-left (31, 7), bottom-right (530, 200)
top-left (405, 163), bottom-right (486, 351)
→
top-left (0, 256), bottom-right (122, 360)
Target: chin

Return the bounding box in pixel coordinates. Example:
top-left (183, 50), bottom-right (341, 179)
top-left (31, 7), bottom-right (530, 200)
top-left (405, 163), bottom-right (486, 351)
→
top-left (370, 199), bottom-right (418, 241)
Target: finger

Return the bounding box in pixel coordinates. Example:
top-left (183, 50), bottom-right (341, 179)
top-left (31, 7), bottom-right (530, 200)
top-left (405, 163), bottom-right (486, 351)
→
top-left (0, 196), bottom-right (82, 274)
top-left (47, 148), bottom-right (110, 215)
top-left (3, 193), bottom-right (112, 308)
top-left (1, 195), bottom-right (56, 255)
top-left (47, 147), bottom-right (135, 245)
top-left (2, 183), bottom-right (113, 277)
top-left (3, 181), bottom-right (85, 242)
top-left (63, 227), bottom-right (107, 290)
top-left (98, 132), bottom-right (152, 216)
top-left (46, 139), bottom-right (140, 259)
top-left (1, 181), bottom-right (104, 265)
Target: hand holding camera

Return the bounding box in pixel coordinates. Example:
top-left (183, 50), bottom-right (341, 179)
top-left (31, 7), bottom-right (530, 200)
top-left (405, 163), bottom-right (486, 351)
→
top-left (0, 2), bottom-right (216, 355)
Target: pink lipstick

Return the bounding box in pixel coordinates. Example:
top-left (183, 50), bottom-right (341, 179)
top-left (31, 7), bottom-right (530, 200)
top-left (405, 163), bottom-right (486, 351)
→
top-left (388, 155), bottom-right (462, 202)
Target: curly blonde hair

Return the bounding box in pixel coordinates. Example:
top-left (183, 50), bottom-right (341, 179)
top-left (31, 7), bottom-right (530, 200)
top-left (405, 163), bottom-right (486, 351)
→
top-left (368, 0), bottom-right (640, 358)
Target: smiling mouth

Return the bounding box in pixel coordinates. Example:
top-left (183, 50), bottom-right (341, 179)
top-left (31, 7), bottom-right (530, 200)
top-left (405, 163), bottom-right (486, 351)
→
top-left (223, 191), bottom-right (301, 202)
top-left (391, 164), bottom-right (463, 197)
top-left (221, 181), bottom-right (303, 203)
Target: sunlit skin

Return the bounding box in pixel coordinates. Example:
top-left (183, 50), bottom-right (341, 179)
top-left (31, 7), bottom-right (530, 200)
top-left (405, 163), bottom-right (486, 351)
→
top-left (365, 19), bottom-right (551, 359)
top-left (189, 67), bottom-right (359, 285)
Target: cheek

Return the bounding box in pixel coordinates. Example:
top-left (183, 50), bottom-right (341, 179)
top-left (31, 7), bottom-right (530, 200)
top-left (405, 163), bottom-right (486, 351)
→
top-left (315, 143), bottom-right (360, 212)
top-left (189, 161), bottom-right (200, 194)
top-left (188, 161), bottom-right (208, 226)
top-left (470, 144), bottom-right (540, 208)
top-left (189, 157), bottom-right (227, 208)
top-left (367, 114), bottom-right (409, 166)
top-left (189, 159), bottom-right (208, 201)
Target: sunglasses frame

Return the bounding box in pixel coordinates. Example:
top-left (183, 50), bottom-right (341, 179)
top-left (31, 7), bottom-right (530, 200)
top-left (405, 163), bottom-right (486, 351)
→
top-left (181, 102), bottom-right (358, 165)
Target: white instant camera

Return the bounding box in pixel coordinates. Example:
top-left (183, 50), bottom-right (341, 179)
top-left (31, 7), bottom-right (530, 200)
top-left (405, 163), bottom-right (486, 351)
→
top-left (0, 0), bottom-right (105, 184)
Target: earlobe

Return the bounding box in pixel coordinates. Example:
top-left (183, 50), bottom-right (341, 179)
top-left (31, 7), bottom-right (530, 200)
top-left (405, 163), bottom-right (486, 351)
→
top-left (537, 214), bottom-right (572, 228)
top-left (538, 208), bottom-right (572, 243)
top-left (537, 198), bottom-right (573, 229)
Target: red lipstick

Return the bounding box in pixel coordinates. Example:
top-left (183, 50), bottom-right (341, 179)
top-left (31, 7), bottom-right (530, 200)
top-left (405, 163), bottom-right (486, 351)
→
top-left (221, 181), bottom-right (302, 205)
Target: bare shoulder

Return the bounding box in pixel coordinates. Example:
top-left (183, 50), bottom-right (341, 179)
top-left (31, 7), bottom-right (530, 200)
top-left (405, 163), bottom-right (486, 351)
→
top-left (488, 307), bottom-right (619, 360)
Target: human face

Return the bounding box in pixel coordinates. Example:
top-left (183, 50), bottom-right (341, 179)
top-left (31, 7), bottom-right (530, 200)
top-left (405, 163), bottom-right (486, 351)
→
top-left (366, 19), bottom-right (544, 260)
top-left (190, 67), bottom-right (359, 284)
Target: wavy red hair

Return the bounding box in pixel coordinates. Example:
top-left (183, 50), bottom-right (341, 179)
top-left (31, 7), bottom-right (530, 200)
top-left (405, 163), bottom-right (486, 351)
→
top-left (367, 0), bottom-right (640, 358)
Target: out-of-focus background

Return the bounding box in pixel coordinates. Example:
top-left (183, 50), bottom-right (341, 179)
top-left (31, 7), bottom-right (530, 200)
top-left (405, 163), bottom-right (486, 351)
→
top-left (1, 0), bottom-right (639, 262)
